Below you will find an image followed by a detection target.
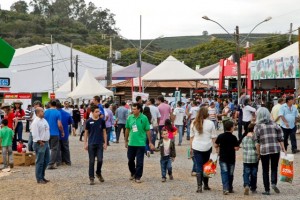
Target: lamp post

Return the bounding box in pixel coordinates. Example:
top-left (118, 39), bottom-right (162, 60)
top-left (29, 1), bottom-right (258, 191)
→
top-left (41, 35), bottom-right (55, 93)
top-left (202, 16), bottom-right (271, 102)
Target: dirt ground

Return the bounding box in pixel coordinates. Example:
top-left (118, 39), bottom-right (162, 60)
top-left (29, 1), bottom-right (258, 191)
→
top-left (1, 130), bottom-right (300, 200)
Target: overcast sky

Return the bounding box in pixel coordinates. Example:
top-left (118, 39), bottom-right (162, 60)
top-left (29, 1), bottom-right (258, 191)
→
top-left (1, 0), bottom-right (300, 39)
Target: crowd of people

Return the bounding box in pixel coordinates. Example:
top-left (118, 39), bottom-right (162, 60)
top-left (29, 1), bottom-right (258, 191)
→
top-left (0, 93), bottom-right (298, 196)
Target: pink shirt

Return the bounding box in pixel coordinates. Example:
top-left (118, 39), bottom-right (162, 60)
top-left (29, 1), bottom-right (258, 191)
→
top-left (158, 103), bottom-right (171, 126)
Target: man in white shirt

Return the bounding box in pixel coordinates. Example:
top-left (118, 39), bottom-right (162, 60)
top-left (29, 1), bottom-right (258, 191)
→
top-left (173, 101), bottom-right (185, 146)
top-left (28, 101), bottom-right (43, 152)
top-left (31, 107), bottom-right (50, 184)
top-left (147, 98), bottom-right (161, 150)
top-left (271, 98), bottom-right (284, 125)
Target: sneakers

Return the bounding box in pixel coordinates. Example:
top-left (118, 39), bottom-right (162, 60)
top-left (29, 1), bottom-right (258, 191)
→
top-left (96, 174), bottom-right (105, 182)
top-left (90, 179), bottom-right (95, 185)
top-left (229, 189), bottom-right (234, 193)
top-left (223, 190), bottom-right (229, 195)
top-left (47, 165), bottom-right (57, 170)
top-left (146, 151), bottom-right (150, 158)
top-left (292, 149), bottom-right (300, 154)
top-left (129, 175), bottom-right (135, 180)
top-left (162, 178), bottom-right (166, 182)
top-left (262, 191), bottom-right (270, 195)
top-left (43, 178), bottom-right (50, 183)
top-left (9, 163), bottom-right (14, 169)
top-left (244, 186), bottom-right (250, 195)
top-left (272, 185), bottom-right (280, 193)
top-left (37, 180), bottom-right (47, 184)
top-left (135, 179), bottom-right (142, 183)
top-left (169, 174), bottom-right (173, 180)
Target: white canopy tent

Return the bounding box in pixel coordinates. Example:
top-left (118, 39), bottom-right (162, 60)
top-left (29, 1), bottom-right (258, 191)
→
top-left (262, 42), bottom-right (298, 59)
top-left (142, 55), bottom-right (205, 81)
top-left (68, 70), bottom-right (113, 99)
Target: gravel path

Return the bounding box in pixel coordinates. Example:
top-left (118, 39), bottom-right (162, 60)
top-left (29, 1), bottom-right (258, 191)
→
top-left (1, 130), bottom-right (300, 200)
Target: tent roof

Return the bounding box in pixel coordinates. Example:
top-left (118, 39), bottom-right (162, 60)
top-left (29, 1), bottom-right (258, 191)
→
top-left (96, 61), bottom-right (156, 80)
top-left (68, 70), bottom-right (113, 99)
top-left (262, 42), bottom-right (299, 60)
top-left (142, 55), bottom-right (204, 81)
top-left (108, 79), bottom-right (210, 88)
top-left (0, 43), bottom-right (123, 93)
top-left (196, 63), bottom-right (219, 76)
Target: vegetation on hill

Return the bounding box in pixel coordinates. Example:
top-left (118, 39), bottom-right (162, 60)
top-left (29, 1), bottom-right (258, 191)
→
top-left (0, 0), bottom-right (298, 69)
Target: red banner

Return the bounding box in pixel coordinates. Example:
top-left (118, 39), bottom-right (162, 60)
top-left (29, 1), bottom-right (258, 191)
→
top-left (4, 93), bottom-right (32, 99)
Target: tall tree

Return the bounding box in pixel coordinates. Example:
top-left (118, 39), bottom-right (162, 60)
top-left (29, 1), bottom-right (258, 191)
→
top-left (29, 0), bottom-right (50, 16)
top-left (10, 1), bottom-right (28, 13)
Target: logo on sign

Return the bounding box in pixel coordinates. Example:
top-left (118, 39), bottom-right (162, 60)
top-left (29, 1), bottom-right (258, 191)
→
top-left (0, 77), bottom-right (10, 87)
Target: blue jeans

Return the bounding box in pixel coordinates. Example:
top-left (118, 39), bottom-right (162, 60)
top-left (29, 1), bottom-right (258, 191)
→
top-left (151, 128), bottom-right (157, 149)
top-left (127, 146), bottom-right (145, 179)
top-left (160, 156), bottom-right (172, 178)
top-left (175, 125), bottom-right (183, 144)
top-left (106, 127), bottom-right (112, 145)
top-left (243, 162), bottom-right (258, 191)
top-left (219, 161), bottom-right (235, 191)
top-left (192, 156), bottom-right (196, 172)
top-left (193, 148), bottom-right (211, 174)
top-left (186, 119), bottom-right (191, 138)
top-left (28, 132), bottom-right (33, 151)
top-left (88, 144), bottom-right (103, 179)
top-left (33, 142), bottom-right (50, 182)
top-left (15, 121), bottom-right (23, 141)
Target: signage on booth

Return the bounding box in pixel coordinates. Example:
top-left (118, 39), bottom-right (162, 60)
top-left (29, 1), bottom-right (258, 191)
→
top-left (4, 93), bottom-right (32, 99)
top-left (50, 93), bottom-right (56, 99)
top-left (0, 77), bottom-right (10, 87)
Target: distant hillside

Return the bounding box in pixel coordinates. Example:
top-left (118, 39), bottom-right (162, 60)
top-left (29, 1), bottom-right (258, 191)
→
top-left (131, 33), bottom-right (278, 50)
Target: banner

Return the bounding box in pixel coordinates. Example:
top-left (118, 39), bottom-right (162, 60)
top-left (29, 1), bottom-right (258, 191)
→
top-left (250, 56), bottom-right (299, 80)
top-left (132, 92), bottom-right (149, 102)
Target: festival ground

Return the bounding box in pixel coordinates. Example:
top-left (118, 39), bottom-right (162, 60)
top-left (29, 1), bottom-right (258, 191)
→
top-left (1, 130), bottom-right (300, 200)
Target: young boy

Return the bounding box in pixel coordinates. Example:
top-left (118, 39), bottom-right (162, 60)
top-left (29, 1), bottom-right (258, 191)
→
top-left (159, 129), bottom-right (176, 182)
top-left (0, 119), bottom-right (14, 169)
top-left (242, 123), bottom-right (258, 195)
top-left (84, 105), bottom-right (107, 185)
top-left (215, 120), bottom-right (239, 195)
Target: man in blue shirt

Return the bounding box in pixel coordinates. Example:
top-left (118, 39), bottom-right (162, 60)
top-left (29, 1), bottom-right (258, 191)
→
top-left (279, 96), bottom-right (300, 154)
top-left (56, 101), bottom-right (73, 166)
top-left (44, 100), bottom-right (64, 169)
top-left (92, 96), bottom-right (105, 119)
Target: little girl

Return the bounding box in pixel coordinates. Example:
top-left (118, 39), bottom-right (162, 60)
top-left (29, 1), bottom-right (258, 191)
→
top-left (164, 119), bottom-right (177, 140)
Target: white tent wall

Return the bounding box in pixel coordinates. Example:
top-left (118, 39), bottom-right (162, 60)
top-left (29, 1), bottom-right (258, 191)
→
top-left (0, 43), bottom-right (123, 93)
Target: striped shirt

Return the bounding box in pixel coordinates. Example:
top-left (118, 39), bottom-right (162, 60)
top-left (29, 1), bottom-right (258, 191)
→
top-left (254, 121), bottom-right (284, 155)
top-left (242, 133), bottom-right (258, 163)
top-left (25, 108), bottom-right (32, 120)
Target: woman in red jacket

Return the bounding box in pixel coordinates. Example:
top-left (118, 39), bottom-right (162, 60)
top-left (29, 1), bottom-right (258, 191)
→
top-left (13, 100), bottom-right (25, 143)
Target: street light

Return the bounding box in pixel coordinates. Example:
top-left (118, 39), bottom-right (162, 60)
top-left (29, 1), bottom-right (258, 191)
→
top-left (41, 35), bottom-right (55, 93)
top-left (202, 16), bottom-right (271, 102)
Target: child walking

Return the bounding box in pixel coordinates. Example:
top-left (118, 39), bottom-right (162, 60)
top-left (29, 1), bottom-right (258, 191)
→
top-left (159, 128), bottom-right (176, 182)
top-left (164, 119), bottom-right (177, 140)
top-left (84, 105), bottom-right (107, 185)
top-left (215, 120), bottom-right (239, 195)
top-left (242, 123), bottom-right (258, 195)
top-left (0, 119), bottom-right (14, 169)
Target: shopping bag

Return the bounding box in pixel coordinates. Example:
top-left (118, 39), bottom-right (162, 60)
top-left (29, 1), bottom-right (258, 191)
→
top-left (173, 130), bottom-right (177, 137)
top-left (187, 147), bottom-right (191, 159)
top-left (280, 152), bottom-right (294, 183)
top-left (110, 127), bottom-right (117, 143)
top-left (203, 154), bottom-right (218, 178)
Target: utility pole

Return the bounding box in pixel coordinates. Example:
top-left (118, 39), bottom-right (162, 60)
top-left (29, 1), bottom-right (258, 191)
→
top-left (235, 26), bottom-right (242, 101)
top-left (51, 35), bottom-right (54, 93)
top-left (70, 43), bottom-right (74, 92)
top-left (138, 15), bottom-right (142, 92)
top-left (75, 55), bottom-right (78, 86)
top-left (297, 27), bottom-right (300, 97)
top-left (103, 34), bottom-right (114, 87)
top-left (289, 23), bottom-right (293, 45)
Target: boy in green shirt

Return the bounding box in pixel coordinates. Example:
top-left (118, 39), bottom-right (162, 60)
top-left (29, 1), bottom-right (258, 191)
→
top-left (0, 119), bottom-right (14, 169)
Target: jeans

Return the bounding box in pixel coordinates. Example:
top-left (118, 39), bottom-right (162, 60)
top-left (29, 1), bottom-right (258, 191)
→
top-left (151, 128), bottom-right (157, 151)
top-left (238, 121), bottom-right (243, 141)
top-left (281, 126), bottom-right (297, 151)
top-left (192, 156), bottom-right (196, 172)
top-left (88, 144), bottom-right (103, 179)
top-left (127, 146), bottom-right (145, 179)
top-left (28, 132), bottom-right (34, 151)
top-left (160, 156), bottom-right (172, 178)
top-left (15, 121), bottom-right (23, 141)
top-left (186, 119), bottom-right (191, 138)
top-left (243, 162), bottom-right (258, 191)
top-left (260, 153), bottom-right (280, 192)
top-left (56, 139), bottom-right (71, 165)
top-left (48, 136), bottom-right (59, 166)
top-left (175, 125), bottom-right (183, 145)
top-left (106, 127), bottom-right (112, 145)
top-left (2, 146), bottom-right (13, 168)
top-left (193, 148), bottom-right (211, 185)
top-left (116, 124), bottom-right (126, 142)
top-left (219, 161), bottom-right (235, 191)
top-left (25, 120), bottom-right (30, 132)
top-left (33, 142), bottom-right (50, 181)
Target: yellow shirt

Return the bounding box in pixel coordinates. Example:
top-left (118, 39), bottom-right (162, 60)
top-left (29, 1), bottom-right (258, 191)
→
top-left (271, 104), bottom-right (282, 125)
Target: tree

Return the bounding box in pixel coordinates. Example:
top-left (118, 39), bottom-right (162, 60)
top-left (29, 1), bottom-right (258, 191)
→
top-left (10, 1), bottom-right (28, 13)
top-left (202, 30), bottom-right (208, 36)
top-left (29, 0), bottom-right (50, 16)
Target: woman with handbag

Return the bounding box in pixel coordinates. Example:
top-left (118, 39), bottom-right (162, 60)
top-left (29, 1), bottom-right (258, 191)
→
top-left (190, 107), bottom-right (217, 193)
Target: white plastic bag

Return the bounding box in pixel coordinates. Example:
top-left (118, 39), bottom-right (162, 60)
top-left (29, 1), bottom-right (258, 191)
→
top-left (280, 152), bottom-right (294, 183)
